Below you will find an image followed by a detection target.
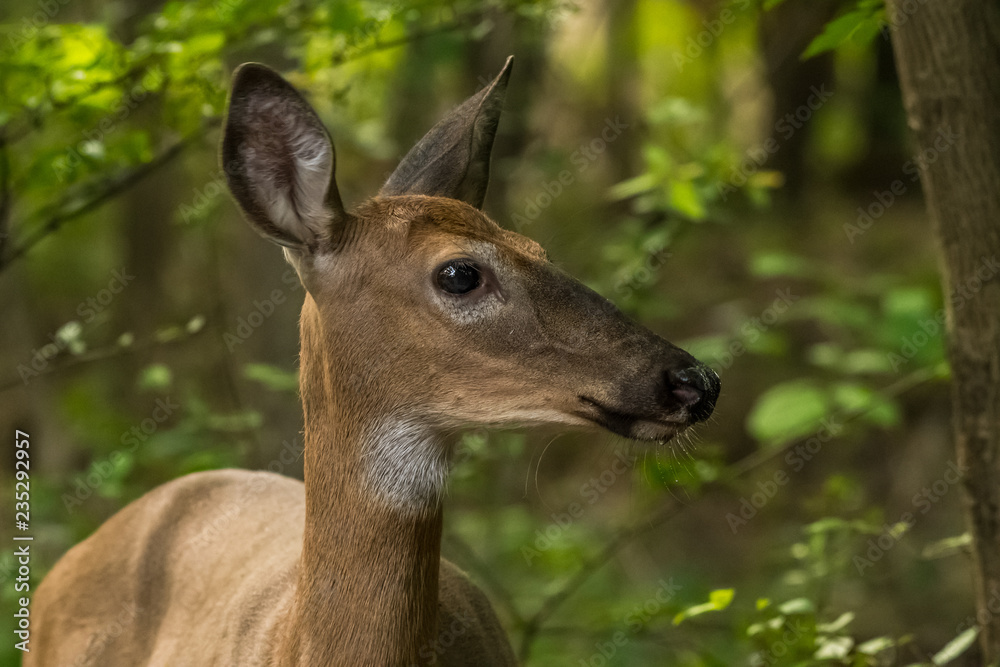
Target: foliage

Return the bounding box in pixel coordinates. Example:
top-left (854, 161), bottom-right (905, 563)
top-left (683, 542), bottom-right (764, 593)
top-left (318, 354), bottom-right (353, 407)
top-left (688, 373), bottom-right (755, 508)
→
top-left (0, 0), bottom-right (975, 665)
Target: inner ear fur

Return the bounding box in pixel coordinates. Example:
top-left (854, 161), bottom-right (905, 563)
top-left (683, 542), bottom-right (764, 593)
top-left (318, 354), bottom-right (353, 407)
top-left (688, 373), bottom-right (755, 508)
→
top-left (221, 63), bottom-right (346, 251)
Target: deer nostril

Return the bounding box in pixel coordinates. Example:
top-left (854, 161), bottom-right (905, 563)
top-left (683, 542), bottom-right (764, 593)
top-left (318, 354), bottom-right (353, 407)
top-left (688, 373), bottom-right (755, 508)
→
top-left (666, 368), bottom-right (705, 408)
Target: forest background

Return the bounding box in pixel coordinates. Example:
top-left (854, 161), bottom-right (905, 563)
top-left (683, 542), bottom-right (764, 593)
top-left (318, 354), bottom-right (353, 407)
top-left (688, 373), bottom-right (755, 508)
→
top-left (0, 0), bottom-right (992, 664)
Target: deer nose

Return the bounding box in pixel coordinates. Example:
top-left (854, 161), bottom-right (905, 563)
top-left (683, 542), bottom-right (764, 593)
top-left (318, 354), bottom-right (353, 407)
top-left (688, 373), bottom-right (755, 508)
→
top-left (665, 365), bottom-right (719, 423)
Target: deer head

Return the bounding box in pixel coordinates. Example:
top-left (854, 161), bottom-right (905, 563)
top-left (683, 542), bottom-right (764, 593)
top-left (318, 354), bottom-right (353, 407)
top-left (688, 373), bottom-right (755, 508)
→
top-left (221, 57), bottom-right (720, 512)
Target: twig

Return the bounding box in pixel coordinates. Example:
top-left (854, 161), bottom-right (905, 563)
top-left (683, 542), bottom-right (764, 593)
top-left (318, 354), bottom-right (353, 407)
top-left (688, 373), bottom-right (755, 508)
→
top-left (0, 323), bottom-right (205, 393)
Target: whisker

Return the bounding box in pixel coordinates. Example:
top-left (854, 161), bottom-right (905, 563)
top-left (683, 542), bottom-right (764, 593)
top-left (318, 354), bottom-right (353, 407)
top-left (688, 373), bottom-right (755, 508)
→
top-left (532, 434), bottom-right (561, 513)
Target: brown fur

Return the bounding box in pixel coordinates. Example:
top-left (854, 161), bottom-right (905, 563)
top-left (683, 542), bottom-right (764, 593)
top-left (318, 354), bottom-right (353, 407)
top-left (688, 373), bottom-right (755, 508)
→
top-left (29, 471), bottom-right (512, 666)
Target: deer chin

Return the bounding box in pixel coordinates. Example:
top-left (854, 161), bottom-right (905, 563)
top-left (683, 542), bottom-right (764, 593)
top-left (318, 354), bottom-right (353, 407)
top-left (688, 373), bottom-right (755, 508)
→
top-left (574, 396), bottom-right (692, 442)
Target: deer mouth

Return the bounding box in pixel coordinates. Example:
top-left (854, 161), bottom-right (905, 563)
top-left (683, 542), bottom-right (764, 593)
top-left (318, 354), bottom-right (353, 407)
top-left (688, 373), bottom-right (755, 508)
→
top-left (575, 396), bottom-right (690, 442)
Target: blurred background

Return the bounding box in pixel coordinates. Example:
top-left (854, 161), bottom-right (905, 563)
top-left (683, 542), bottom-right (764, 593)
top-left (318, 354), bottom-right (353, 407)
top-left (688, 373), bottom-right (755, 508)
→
top-left (0, 0), bottom-right (976, 664)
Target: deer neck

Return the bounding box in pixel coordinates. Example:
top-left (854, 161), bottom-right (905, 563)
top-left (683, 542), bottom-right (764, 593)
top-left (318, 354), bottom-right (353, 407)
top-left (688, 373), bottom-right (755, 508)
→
top-left (276, 296), bottom-right (447, 665)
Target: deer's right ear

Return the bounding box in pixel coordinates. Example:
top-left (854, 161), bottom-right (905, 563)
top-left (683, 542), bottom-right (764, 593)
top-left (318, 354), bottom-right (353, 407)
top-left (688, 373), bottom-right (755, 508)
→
top-left (221, 63), bottom-right (346, 251)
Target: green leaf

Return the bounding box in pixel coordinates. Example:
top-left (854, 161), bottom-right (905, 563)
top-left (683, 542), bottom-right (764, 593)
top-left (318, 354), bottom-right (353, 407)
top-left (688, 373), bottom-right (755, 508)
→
top-left (608, 173), bottom-right (659, 201)
top-left (186, 315), bottom-right (206, 334)
top-left (709, 589), bottom-right (734, 607)
top-left (778, 597), bottom-right (815, 615)
top-left (932, 627), bottom-right (979, 665)
top-left (746, 380), bottom-right (831, 446)
top-left (138, 363), bottom-right (173, 390)
top-left (857, 636), bottom-right (896, 655)
top-left (830, 381), bottom-right (901, 427)
top-left (817, 611), bottom-right (855, 633)
top-left (883, 286), bottom-right (936, 318)
top-left (841, 348), bottom-right (894, 374)
top-left (802, 2), bottom-right (885, 59)
top-left (750, 252), bottom-right (810, 278)
top-left (669, 180), bottom-right (706, 220)
top-left (814, 635), bottom-right (853, 659)
top-left (922, 533), bottom-right (971, 560)
top-left (673, 589), bottom-right (734, 625)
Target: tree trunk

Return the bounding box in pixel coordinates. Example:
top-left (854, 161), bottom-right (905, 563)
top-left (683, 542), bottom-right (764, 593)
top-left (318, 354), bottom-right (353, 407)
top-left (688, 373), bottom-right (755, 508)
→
top-left (887, 1), bottom-right (1000, 660)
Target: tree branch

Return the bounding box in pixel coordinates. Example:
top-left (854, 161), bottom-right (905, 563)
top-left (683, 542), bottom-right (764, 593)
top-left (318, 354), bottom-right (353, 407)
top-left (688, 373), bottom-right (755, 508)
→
top-left (0, 322), bottom-right (206, 393)
top-left (0, 125), bottom-right (215, 274)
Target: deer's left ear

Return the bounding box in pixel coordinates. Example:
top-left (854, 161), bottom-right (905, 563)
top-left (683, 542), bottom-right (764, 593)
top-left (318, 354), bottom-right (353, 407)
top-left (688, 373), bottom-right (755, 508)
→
top-left (380, 56), bottom-right (513, 210)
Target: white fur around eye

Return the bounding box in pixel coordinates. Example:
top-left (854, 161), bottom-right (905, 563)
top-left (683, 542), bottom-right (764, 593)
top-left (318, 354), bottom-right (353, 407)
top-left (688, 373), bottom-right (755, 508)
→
top-left (432, 291), bottom-right (505, 325)
top-left (430, 242), bottom-right (508, 324)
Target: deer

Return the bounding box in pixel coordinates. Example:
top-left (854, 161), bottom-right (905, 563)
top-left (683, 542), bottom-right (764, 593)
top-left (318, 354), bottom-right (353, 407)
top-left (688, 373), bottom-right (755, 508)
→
top-left (28, 56), bottom-right (720, 666)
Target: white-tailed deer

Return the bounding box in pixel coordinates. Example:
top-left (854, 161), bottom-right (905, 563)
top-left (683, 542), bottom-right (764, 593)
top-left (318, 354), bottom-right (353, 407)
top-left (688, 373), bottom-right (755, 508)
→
top-left (29, 57), bottom-right (719, 666)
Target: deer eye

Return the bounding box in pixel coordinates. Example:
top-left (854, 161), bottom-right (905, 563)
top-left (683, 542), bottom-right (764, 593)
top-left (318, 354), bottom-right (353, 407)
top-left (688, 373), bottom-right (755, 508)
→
top-left (436, 260), bottom-right (482, 295)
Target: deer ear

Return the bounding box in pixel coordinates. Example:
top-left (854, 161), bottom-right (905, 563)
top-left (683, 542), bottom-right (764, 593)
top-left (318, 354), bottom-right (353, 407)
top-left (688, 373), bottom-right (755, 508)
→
top-left (380, 56), bottom-right (513, 210)
top-left (221, 63), bottom-right (346, 251)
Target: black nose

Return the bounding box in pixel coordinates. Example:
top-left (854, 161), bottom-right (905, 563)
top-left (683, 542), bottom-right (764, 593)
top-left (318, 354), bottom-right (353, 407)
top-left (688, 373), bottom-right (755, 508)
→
top-left (665, 365), bottom-right (720, 423)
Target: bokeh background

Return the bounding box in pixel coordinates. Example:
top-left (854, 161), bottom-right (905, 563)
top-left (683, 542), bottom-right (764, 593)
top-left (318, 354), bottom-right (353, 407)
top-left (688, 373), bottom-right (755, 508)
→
top-left (0, 0), bottom-right (978, 664)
